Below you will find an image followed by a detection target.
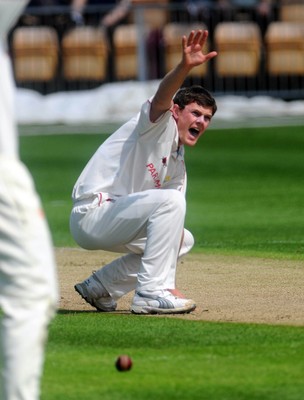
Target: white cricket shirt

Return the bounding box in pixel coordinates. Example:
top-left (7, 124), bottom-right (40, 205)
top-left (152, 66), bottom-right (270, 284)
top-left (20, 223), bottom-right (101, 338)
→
top-left (72, 98), bottom-right (187, 202)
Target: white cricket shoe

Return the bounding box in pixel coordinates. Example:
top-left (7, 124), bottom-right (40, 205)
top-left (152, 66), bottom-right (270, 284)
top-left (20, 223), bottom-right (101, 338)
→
top-left (74, 274), bottom-right (117, 312)
top-left (131, 290), bottom-right (196, 314)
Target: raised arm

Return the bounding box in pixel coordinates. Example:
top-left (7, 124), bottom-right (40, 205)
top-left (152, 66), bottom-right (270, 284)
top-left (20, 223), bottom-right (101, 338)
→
top-left (150, 30), bottom-right (217, 122)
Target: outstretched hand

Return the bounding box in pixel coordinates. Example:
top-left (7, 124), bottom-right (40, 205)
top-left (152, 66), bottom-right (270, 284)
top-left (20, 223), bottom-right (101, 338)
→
top-left (182, 30), bottom-right (217, 68)
top-left (150, 29), bottom-right (217, 122)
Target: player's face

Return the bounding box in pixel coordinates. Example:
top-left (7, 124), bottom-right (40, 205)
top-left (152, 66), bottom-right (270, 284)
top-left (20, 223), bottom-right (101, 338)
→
top-left (172, 102), bottom-right (213, 147)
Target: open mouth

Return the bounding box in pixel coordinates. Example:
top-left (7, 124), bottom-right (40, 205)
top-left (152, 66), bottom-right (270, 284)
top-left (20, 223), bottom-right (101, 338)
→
top-left (189, 128), bottom-right (200, 138)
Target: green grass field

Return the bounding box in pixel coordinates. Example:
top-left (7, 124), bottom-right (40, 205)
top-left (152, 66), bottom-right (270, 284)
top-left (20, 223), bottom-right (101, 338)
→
top-left (43, 314), bottom-right (303, 400)
top-left (19, 124), bottom-right (304, 399)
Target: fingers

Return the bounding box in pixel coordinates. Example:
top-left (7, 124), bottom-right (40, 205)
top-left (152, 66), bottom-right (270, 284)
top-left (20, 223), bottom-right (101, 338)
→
top-left (182, 29), bottom-right (217, 62)
top-left (182, 34), bottom-right (188, 49)
top-left (205, 51), bottom-right (218, 61)
top-left (186, 29), bottom-right (208, 47)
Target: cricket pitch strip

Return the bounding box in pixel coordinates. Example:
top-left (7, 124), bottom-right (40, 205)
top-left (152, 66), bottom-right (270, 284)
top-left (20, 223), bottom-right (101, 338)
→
top-left (56, 248), bottom-right (304, 326)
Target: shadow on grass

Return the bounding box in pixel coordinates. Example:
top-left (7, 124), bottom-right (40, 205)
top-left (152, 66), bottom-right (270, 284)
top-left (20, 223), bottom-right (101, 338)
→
top-left (57, 309), bottom-right (131, 315)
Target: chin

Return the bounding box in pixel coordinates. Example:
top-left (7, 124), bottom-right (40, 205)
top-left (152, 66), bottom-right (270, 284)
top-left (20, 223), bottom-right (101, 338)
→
top-left (186, 138), bottom-right (198, 146)
top-left (180, 135), bottom-right (199, 146)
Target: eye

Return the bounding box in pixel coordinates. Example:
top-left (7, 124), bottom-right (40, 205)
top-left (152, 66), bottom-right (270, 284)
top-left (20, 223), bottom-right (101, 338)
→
top-left (192, 111), bottom-right (201, 117)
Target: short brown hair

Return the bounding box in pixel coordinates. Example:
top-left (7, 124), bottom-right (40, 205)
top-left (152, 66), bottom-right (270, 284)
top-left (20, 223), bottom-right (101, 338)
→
top-left (173, 85), bottom-right (217, 115)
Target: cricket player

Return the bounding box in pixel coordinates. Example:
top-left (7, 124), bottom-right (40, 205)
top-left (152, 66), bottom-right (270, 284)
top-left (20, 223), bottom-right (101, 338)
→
top-left (0, 1), bottom-right (58, 399)
top-left (71, 29), bottom-right (217, 314)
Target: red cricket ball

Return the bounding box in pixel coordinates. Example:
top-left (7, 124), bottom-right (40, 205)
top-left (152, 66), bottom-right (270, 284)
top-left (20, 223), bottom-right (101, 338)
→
top-left (115, 355), bottom-right (133, 372)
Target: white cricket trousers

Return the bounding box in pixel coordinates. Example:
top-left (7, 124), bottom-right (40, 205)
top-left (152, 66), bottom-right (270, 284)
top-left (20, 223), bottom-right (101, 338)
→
top-left (70, 189), bottom-right (194, 299)
top-left (0, 157), bottom-right (58, 400)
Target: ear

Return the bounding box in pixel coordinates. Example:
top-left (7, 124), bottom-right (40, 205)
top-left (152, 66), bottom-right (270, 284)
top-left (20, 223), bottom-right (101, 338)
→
top-left (171, 103), bottom-right (181, 120)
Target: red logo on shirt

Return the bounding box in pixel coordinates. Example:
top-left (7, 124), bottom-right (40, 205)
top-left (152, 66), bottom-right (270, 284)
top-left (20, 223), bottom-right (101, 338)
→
top-left (146, 163), bottom-right (161, 188)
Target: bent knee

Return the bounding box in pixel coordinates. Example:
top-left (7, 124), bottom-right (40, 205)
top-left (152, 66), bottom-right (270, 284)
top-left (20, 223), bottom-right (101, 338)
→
top-left (179, 229), bottom-right (194, 257)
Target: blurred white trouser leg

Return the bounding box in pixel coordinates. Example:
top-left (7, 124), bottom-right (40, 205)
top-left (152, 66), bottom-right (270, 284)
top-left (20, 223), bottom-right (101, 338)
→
top-left (0, 158), bottom-right (58, 400)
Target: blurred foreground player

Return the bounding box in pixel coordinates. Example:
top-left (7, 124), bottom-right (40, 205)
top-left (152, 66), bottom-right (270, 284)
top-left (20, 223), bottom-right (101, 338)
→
top-left (71, 29), bottom-right (217, 315)
top-left (0, 1), bottom-right (58, 399)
